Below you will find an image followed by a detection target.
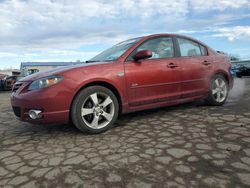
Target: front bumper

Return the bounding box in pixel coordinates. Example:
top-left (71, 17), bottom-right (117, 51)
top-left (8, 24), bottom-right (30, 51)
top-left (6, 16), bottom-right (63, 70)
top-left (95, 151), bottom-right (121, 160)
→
top-left (10, 81), bottom-right (72, 124)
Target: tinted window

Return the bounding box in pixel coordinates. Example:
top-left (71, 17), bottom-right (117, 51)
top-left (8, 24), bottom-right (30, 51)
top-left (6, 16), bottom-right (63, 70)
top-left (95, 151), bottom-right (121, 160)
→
top-left (177, 38), bottom-right (205, 57)
top-left (128, 37), bottom-right (174, 60)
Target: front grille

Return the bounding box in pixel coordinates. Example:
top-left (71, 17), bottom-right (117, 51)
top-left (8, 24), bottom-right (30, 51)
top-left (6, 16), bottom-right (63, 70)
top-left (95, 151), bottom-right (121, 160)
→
top-left (12, 106), bottom-right (21, 117)
top-left (12, 83), bottom-right (23, 92)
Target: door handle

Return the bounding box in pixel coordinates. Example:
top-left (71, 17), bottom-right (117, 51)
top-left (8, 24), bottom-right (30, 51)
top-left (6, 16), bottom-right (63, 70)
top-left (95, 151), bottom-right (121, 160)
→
top-left (167, 63), bottom-right (178, 68)
top-left (202, 60), bottom-right (211, 66)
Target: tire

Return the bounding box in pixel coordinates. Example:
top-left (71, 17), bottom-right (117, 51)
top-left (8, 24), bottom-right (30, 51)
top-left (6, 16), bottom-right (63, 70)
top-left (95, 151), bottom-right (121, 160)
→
top-left (71, 86), bottom-right (119, 134)
top-left (2, 81), bottom-right (7, 91)
top-left (205, 75), bottom-right (229, 106)
top-left (236, 73), bottom-right (242, 78)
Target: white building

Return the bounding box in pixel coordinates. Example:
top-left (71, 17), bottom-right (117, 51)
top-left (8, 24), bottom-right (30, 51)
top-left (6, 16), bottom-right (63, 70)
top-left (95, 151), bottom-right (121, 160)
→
top-left (20, 62), bottom-right (83, 76)
top-left (0, 69), bottom-right (20, 76)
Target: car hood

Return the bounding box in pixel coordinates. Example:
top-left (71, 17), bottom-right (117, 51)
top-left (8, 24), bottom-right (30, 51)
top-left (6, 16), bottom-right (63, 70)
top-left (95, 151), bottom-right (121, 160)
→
top-left (19, 61), bottom-right (113, 82)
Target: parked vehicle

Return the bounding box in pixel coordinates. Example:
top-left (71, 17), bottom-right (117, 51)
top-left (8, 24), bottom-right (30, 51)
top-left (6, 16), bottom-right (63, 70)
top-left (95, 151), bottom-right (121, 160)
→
top-left (11, 34), bottom-right (233, 133)
top-left (1, 75), bottom-right (23, 91)
top-left (0, 74), bottom-right (6, 79)
top-left (235, 64), bottom-right (250, 78)
top-left (0, 74), bottom-right (7, 90)
top-left (230, 66), bottom-right (237, 77)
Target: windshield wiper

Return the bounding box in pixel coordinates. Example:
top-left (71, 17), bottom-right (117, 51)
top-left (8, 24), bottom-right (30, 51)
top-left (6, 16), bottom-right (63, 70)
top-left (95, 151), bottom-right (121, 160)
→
top-left (85, 60), bottom-right (115, 63)
top-left (85, 60), bottom-right (101, 63)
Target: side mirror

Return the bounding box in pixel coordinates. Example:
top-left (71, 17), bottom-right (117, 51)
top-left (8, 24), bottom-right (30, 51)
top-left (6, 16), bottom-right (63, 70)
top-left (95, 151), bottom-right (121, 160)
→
top-left (133, 50), bottom-right (152, 61)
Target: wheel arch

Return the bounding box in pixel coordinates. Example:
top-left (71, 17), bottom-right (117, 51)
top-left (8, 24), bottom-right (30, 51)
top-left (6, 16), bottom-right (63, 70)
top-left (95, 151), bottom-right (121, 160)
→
top-left (70, 81), bottom-right (123, 119)
top-left (213, 70), bottom-right (229, 84)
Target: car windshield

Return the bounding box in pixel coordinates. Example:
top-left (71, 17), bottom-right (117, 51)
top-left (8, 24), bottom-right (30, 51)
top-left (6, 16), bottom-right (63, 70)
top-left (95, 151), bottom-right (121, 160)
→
top-left (87, 37), bottom-right (142, 62)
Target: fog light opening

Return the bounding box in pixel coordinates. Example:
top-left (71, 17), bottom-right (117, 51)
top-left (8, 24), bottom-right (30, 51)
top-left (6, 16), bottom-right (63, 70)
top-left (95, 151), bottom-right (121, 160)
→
top-left (28, 109), bottom-right (43, 120)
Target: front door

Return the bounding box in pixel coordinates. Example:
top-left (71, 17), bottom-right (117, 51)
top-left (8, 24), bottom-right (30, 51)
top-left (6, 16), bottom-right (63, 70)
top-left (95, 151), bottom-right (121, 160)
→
top-left (124, 37), bottom-right (182, 106)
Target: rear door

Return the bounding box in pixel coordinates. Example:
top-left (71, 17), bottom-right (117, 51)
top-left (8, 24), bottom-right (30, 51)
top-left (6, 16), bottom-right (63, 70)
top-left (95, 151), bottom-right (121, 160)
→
top-left (124, 37), bottom-right (182, 106)
top-left (175, 37), bottom-right (214, 98)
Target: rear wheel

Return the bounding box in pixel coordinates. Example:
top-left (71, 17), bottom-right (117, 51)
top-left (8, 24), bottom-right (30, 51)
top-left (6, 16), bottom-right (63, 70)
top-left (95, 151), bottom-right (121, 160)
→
top-left (205, 75), bottom-right (229, 106)
top-left (71, 86), bottom-right (119, 134)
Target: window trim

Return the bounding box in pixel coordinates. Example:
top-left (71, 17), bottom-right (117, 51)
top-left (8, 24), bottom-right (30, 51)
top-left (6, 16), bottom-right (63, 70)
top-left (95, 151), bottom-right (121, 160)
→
top-left (199, 44), bottom-right (208, 56)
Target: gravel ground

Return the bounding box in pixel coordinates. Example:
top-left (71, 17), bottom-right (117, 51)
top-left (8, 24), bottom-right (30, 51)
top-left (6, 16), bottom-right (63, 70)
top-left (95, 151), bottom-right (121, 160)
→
top-left (0, 78), bottom-right (250, 188)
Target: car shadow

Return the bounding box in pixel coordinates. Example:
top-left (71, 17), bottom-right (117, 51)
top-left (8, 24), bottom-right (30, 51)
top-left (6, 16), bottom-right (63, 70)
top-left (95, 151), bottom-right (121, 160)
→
top-left (23, 100), bottom-right (209, 134)
top-left (115, 100), bottom-right (207, 127)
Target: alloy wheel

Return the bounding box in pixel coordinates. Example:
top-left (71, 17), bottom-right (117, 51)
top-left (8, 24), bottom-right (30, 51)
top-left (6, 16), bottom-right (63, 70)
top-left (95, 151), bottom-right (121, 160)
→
top-left (81, 92), bottom-right (115, 129)
top-left (212, 78), bottom-right (228, 103)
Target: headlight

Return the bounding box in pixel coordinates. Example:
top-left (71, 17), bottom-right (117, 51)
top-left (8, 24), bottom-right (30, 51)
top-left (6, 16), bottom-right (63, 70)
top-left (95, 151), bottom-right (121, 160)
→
top-left (28, 75), bottom-right (64, 91)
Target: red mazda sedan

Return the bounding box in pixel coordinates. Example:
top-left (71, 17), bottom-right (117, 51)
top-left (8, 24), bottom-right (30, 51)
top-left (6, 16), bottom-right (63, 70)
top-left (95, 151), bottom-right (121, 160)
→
top-left (11, 34), bottom-right (233, 133)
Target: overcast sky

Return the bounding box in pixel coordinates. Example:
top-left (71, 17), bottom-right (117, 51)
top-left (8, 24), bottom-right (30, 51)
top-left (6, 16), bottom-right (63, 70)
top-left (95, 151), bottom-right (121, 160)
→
top-left (0, 0), bottom-right (250, 69)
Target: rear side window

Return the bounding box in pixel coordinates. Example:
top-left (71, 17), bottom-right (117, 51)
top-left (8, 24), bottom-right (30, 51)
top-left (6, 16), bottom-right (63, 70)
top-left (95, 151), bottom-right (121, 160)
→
top-left (177, 38), bottom-right (207, 57)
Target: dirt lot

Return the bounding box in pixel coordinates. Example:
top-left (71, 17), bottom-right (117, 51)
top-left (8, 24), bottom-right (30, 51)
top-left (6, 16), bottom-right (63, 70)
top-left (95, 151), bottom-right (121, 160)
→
top-left (0, 78), bottom-right (250, 188)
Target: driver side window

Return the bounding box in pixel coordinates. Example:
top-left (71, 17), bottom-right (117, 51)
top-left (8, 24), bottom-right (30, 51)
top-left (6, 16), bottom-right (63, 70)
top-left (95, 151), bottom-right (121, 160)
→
top-left (127, 37), bottom-right (174, 61)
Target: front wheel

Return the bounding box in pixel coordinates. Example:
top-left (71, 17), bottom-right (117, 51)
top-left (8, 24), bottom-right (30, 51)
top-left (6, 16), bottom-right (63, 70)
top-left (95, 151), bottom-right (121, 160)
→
top-left (205, 75), bottom-right (229, 106)
top-left (71, 86), bottom-right (119, 134)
